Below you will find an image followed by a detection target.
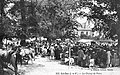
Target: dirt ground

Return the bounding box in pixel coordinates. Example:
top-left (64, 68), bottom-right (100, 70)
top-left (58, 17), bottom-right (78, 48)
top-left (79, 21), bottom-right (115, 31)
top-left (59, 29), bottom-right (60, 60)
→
top-left (18, 55), bottom-right (120, 75)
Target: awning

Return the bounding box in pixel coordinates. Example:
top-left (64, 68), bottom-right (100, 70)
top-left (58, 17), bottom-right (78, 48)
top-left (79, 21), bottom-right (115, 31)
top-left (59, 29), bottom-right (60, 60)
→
top-left (77, 39), bottom-right (95, 43)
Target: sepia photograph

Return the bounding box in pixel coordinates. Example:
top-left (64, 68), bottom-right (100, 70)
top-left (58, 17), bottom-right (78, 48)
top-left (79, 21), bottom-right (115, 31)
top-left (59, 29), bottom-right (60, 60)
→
top-left (0, 0), bottom-right (120, 75)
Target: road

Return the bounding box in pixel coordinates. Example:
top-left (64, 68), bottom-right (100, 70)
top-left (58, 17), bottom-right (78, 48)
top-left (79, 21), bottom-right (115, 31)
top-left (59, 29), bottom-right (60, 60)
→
top-left (18, 55), bottom-right (120, 75)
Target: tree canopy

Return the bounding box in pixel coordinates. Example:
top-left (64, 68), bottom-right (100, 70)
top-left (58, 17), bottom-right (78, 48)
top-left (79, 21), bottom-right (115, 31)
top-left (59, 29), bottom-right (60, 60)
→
top-left (0, 0), bottom-right (79, 41)
top-left (35, 0), bottom-right (79, 39)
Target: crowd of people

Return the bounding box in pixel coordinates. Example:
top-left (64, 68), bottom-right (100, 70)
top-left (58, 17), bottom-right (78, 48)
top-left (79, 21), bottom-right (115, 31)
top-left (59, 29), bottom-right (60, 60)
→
top-left (0, 37), bottom-right (120, 75)
top-left (38, 39), bottom-right (119, 68)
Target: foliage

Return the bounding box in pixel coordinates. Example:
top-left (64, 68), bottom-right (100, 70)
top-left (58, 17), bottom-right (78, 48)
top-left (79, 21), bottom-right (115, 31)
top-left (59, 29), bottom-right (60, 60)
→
top-left (69, 0), bottom-right (119, 40)
top-left (36, 0), bottom-right (78, 39)
top-left (0, 0), bottom-right (79, 41)
top-left (0, 0), bottom-right (39, 39)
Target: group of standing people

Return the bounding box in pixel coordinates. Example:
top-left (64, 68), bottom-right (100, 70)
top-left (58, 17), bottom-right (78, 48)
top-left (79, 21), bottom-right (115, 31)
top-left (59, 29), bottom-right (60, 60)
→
top-left (73, 42), bottom-right (119, 68)
top-left (39, 40), bottom-right (119, 68)
top-left (1, 38), bottom-right (117, 69)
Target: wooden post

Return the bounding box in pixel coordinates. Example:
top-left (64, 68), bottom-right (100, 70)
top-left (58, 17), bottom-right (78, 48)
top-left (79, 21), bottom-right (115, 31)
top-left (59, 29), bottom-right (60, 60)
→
top-left (68, 43), bottom-right (71, 68)
top-left (69, 45), bottom-right (71, 67)
top-left (6, 38), bottom-right (7, 50)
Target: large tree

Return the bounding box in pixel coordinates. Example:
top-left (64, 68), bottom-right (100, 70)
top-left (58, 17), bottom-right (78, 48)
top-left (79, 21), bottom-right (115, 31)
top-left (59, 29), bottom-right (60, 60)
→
top-left (0, 0), bottom-right (79, 43)
top-left (0, 0), bottom-right (5, 42)
top-left (2, 0), bottom-right (39, 39)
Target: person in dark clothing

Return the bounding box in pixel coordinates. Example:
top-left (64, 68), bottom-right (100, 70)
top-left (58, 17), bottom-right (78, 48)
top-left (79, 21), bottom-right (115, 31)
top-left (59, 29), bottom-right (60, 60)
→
top-left (16, 48), bottom-right (22, 65)
top-left (77, 49), bottom-right (85, 67)
top-left (72, 45), bottom-right (79, 56)
top-left (54, 45), bottom-right (61, 60)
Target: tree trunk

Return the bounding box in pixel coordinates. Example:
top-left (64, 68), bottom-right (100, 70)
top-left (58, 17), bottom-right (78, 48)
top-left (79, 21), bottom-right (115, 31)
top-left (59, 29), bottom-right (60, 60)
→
top-left (117, 33), bottom-right (120, 66)
top-left (116, 6), bottom-right (120, 66)
top-left (20, 0), bottom-right (25, 21)
top-left (116, 19), bottom-right (120, 66)
top-left (0, 0), bottom-right (5, 48)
